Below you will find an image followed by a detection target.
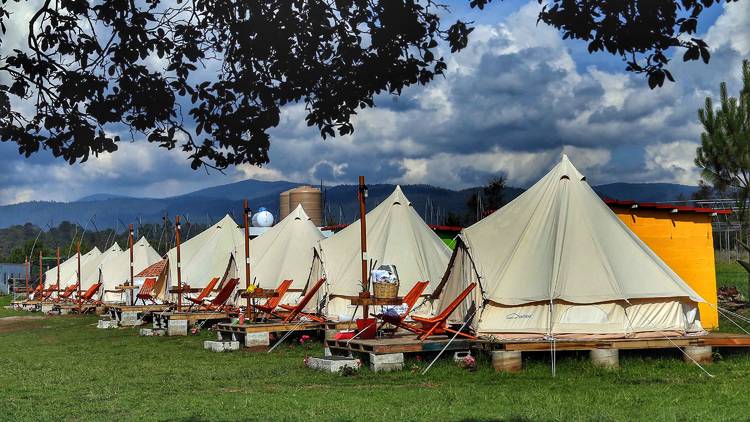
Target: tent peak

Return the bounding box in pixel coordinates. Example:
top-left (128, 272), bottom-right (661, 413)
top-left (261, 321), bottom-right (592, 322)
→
top-left (557, 154), bottom-right (585, 182)
top-left (290, 203), bottom-right (311, 221)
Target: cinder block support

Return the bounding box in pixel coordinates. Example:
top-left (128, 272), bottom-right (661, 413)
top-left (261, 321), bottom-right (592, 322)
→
top-left (40, 303), bottom-right (54, 313)
top-left (140, 328), bottom-right (155, 336)
top-left (167, 319), bottom-right (188, 336)
top-left (369, 353), bottom-right (404, 372)
top-left (683, 346), bottom-right (713, 365)
top-left (97, 319), bottom-right (118, 329)
top-left (120, 312), bottom-right (142, 326)
top-left (307, 356), bottom-right (361, 373)
top-left (58, 308), bottom-right (70, 316)
top-left (152, 316), bottom-right (167, 331)
top-left (590, 349), bottom-right (619, 369)
top-left (204, 341), bottom-right (240, 352)
top-left (491, 350), bottom-right (522, 373)
top-left (245, 332), bottom-right (271, 348)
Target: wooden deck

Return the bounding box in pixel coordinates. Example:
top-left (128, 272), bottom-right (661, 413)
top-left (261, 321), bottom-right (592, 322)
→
top-left (326, 332), bottom-right (750, 356)
top-left (110, 304), bottom-right (172, 313)
top-left (154, 311), bottom-right (229, 322)
top-left (217, 321), bottom-right (323, 335)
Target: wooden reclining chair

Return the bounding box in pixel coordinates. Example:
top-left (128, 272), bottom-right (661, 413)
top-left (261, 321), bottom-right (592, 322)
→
top-left (185, 277), bottom-right (220, 309)
top-left (135, 277), bottom-right (158, 305)
top-left (54, 285), bottom-right (78, 303)
top-left (272, 278), bottom-right (327, 323)
top-left (29, 284), bottom-right (44, 300)
top-left (401, 282), bottom-right (477, 341)
top-left (374, 280), bottom-right (430, 335)
top-left (250, 279), bottom-right (293, 320)
top-left (40, 284), bottom-right (59, 302)
top-left (195, 278), bottom-right (240, 313)
top-left (77, 282), bottom-right (103, 305)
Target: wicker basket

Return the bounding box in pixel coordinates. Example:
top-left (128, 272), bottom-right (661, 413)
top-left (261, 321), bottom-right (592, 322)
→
top-left (373, 281), bottom-right (399, 299)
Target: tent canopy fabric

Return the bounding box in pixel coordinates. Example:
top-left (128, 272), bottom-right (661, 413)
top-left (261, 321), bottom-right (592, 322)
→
top-left (248, 204), bottom-right (325, 291)
top-left (66, 243), bottom-right (122, 291)
top-left (44, 249), bottom-right (85, 288)
top-left (99, 237), bottom-right (162, 303)
top-left (436, 155), bottom-right (705, 338)
top-left (57, 247), bottom-right (101, 288)
top-left (166, 214), bottom-right (243, 292)
top-left (311, 186), bottom-right (451, 318)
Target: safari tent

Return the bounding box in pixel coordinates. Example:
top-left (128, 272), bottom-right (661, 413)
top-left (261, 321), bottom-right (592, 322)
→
top-left (240, 204), bottom-right (325, 301)
top-left (309, 186), bottom-right (451, 319)
top-left (99, 237), bottom-right (162, 303)
top-left (57, 247), bottom-right (102, 288)
top-left (434, 155), bottom-right (706, 339)
top-left (78, 243), bottom-right (122, 291)
top-left (166, 214), bottom-right (244, 298)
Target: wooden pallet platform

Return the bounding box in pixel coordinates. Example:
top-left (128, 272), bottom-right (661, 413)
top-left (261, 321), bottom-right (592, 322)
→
top-left (154, 311), bottom-right (229, 323)
top-left (327, 334), bottom-right (473, 355)
top-left (475, 332), bottom-right (750, 352)
top-left (110, 304), bottom-right (172, 313)
top-left (216, 321), bottom-right (323, 335)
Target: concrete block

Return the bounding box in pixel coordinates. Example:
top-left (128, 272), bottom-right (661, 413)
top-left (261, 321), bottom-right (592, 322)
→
top-left (167, 319), bottom-right (188, 336)
top-left (120, 312), bottom-right (142, 326)
top-left (307, 356), bottom-right (361, 373)
top-left (59, 308), bottom-right (70, 315)
top-left (97, 319), bottom-right (118, 329)
top-left (683, 346), bottom-right (713, 365)
top-left (204, 341), bottom-right (240, 352)
top-left (245, 332), bottom-right (270, 348)
top-left (491, 351), bottom-right (522, 373)
top-left (324, 347), bottom-right (332, 357)
top-left (369, 353), bottom-right (404, 372)
top-left (40, 303), bottom-right (54, 313)
top-left (140, 328), bottom-right (155, 336)
top-left (590, 349), bottom-right (619, 369)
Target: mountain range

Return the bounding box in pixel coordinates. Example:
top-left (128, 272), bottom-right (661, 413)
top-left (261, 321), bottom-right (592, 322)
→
top-left (0, 179), bottom-right (702, 229)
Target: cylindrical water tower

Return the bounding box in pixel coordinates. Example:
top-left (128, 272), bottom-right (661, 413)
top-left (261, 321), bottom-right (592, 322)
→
top-left (279, 190), bottom-right (290, 220)
top-left (288, 186), bottom-right (323, 226)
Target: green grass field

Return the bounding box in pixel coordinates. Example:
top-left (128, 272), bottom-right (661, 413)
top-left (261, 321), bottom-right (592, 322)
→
top-left (2, 264), bottom-right (750, 421)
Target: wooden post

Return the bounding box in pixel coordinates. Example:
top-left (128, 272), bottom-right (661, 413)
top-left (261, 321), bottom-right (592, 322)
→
top-left (358, 176), bottom-right (369, 318)
top-left (24, 256), bottom-right (28, 295)
top-left (76, 241), bottom-right (81, 296)
top-left (129, 224), bottom-right (135, 306)
top-left (243, 199), bottom-right (251, 317)
top-left (56, 247), bottom-right (60, 296)
top-left (176, 215), bottom-right (182, 312)
top-left (38, 251), bottom-right (43, 291)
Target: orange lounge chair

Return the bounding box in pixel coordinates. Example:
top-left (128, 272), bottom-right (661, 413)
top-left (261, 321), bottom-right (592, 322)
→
top-left (77, 282), bottom-right (103, 305)
top-left (40, 284), bottom-right (59, 302)
top-left (135, 277), bottom-right (158, 304)
top-left (374, 280), bottom-right (430, 334)
top-left (402, 282), bottom-right (477, 341)
top-left (250, 279), bottom-right (294, 320)
top-left (195, 278), bottom-right (240, 313)
top-left (185, 277), bottom-right (220, 309)
top-left (29, 284), bottom-right (44, 300)
top-left (54, 285), bottom-right (78, 303)
top-left (273, 278), bottom-right (327, 323)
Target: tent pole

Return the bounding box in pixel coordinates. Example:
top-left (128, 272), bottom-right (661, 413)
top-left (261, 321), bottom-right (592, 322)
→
top-left (358, 176), bottom-right (369, 318)
top-left (129, 224), bottom-right (134, 306)
top-left (77, 241), bottom-right (81, 296)
top-left (176, 216), bottom-right (183, 312)
top-left (56, 247), bottom-right (60, 295)
top-left (38, 251), bottom-right (42, 292)
top-left (243, 199), bottom-right (251, 318)
top-left (24, 257), bottom-right (28, 296)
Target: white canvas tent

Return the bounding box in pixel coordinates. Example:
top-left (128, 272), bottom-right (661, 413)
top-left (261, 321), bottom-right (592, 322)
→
top-left (166, 214), bottom-right (244, 298)
top-left (99, 237), bottom-right (162, 303)
top-left (435, 155), bottom-right (706, 339)
top-left (58, 247), bottom-right (102, 288)
top-left (237, 204), bottom-right (325, 302)
top-left (78, 243), bottom-right (122, 291)
top-left (44, 250), bottom-right (81, 288)
top-left (309, 186), bottom-right (451, 319)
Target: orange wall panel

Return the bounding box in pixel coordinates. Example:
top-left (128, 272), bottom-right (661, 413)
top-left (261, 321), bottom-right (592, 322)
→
top-left (613, 209), bottom-right (718, 329)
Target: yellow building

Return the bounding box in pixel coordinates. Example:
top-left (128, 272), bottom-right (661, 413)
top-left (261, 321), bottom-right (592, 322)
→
top-left (606, 199), bottom-right (729, 329)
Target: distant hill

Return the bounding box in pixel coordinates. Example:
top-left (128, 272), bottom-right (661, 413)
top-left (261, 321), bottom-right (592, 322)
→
top-left (0, 179), bottom-right (699, 229)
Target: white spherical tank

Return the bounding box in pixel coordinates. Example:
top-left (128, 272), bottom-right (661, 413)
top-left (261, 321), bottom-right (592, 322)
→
top-left (252, 207), bottom-right (274, 227)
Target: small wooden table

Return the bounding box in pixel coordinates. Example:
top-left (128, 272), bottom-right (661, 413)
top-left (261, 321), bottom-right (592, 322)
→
top-left (114, 285), bottom-right (139, 305)
top-left (240, 290), bottom-right (279, 320)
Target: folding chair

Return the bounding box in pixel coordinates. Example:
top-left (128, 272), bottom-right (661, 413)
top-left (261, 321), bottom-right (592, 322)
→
top-left (195, 278), bottom-right (240, 313)
top-left (30, 284), bottom-right (44, 300)
top-left (249, 279), bottom-right (293, 320)
top-left (185, 277), bottom-right (220, 309)
top-left (135, 277), bottom-right (158, 304)
top-left (374, 280), bottom-right (430, 334)
top-left (40, 284), bottom-right (59, 302)
top-left (402, 282), bottom-right (477, 341)
top-left (54, 285), bottom-right (78, 303)
top-left (77, 282), bottom-right (103, 304)
top-left (273, 278), bottom-right (327, 323)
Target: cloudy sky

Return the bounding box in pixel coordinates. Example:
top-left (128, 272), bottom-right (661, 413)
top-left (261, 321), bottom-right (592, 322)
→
top-left (1, 0), bottom-right (748, 205)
